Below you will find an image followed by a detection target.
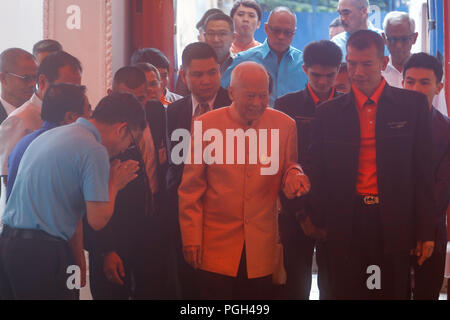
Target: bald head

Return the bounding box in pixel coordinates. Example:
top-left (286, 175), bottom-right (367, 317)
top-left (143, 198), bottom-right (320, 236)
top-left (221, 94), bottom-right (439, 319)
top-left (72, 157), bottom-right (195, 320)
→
top-left (231, 61), bottom-right (269, 88)
top-left (0, 48), bottom-right (38, 107)
top-left (267, 7), bottom-right (297, 25)
top-left (229, 62), bottom-right (269, 124)
top-left (0, 48), bottom-right (35, 73)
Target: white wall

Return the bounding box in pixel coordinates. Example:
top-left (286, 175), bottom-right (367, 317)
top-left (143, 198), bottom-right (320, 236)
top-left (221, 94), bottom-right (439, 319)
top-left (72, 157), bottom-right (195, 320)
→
top-left (0, 0), bottom-right (44, 53)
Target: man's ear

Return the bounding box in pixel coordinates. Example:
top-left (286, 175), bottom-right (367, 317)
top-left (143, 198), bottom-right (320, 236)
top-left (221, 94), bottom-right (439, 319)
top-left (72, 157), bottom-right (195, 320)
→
top-left (107, 88), bottom-right (112, 95)
top-left (180, 68), bottom-right (187, 85)
top-left (37, 74), bottom-right (49, 94)
top-left (116, 122), bottom-right (128, 139)
top-left (382, 32), bottom-right (387, 45)
top-left (302, 64), bottom-right (308, 74)
top-left (412, 32), bottom-right (418, 45)
top-left (436, 82), bottom-right (444, 95)
top-left (228, 85), bottom-right (235, 101)
top-left (62, 111), bottom-right (79, 125)
top-left (381, 56), bottom-right (389, 71)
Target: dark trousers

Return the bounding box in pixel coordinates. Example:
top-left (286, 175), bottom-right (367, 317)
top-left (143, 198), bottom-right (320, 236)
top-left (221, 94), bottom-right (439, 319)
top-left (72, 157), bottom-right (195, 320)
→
top-left (0, 230), bottom-right (76, 300)
top-left (413, 239), bottom-right (447, 300)
top-left (197, 247), bottom-right (272, 300)
top-left (280, 214), bottom-right (330, 300)
top-left (89, 243), bottom-right (172, 300)
top-left (327, 199), bottom-right (410, 300)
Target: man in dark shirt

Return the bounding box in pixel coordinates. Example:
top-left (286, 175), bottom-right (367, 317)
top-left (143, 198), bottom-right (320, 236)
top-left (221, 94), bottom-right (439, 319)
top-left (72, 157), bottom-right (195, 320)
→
top-left (275, 40), bottom-right (342, 300)
top-left (402, 52), bottom-right (450, 300)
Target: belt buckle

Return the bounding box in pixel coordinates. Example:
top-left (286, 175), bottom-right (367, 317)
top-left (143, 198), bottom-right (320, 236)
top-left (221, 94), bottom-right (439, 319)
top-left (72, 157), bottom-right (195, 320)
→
top-left (363, 195), bottom-right (379, 205)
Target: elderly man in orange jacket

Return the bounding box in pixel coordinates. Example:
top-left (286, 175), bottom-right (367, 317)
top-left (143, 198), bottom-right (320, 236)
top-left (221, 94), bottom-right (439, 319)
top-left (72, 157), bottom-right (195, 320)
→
top-left (177, 61), bottom-right (310, 299)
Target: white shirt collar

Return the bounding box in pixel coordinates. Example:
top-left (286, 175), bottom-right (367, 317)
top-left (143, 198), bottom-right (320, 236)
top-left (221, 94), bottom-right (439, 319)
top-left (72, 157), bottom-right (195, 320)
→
top-left (30, 93), bottom-right (43, 108)
top-left (0, 97), bottom-right (16, 116)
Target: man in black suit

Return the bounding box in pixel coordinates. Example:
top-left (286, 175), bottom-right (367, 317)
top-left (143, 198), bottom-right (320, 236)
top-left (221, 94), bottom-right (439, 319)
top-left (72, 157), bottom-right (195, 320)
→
top-left (166, 42), bottom-right (231, 298)
top-left (309, 30), bottom-right (435, 299)
top-left (87, 66), bottom-right (170, 299)
top-left (402, 53), bottom-right (450, 300)
top-left (274, 40), bottom-right (342, 300)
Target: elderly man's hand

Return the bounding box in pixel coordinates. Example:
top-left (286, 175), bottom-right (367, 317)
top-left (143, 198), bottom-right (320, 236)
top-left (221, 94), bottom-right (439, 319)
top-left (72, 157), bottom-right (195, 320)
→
top-left (103, 251), bottom-right (125, 285)
top-left (183, 245), bottom-right (202, 269)
top-left (299, 216), bottom-right (327, 241)
top-left (415, 241), bottom-right (434, 266)
top-left (283, 169), bottom-right (311, 199)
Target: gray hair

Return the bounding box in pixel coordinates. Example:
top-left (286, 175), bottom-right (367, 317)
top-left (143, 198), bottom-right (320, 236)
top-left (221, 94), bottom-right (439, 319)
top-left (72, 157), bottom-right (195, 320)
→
top-left (267, 6), bottom-right (297, 25)
top-left (340, 0), bottom-right (370, 9)
top-left (383, 11), bottom-right (415, 33)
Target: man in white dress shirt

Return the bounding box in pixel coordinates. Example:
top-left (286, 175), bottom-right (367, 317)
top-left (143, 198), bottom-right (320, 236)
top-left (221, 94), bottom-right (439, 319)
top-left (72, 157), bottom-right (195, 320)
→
top-left (382, 11), bottom-right (447, 116)
top-left (0, 51), bottom-right (82, 218)
top-left (0, 48), bottom-right (37, 124)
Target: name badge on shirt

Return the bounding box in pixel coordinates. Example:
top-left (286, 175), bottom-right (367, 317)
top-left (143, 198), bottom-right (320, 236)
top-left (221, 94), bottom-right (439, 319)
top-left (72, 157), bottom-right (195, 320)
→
top-left (387, 121), bottom-right (408, 129)
top-left (295, 116), bottom-right (314, 125)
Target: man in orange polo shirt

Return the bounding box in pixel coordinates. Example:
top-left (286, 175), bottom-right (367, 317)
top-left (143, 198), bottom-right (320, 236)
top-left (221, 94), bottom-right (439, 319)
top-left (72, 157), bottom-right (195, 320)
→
top-left (309, 30), bottom-right (435, 299)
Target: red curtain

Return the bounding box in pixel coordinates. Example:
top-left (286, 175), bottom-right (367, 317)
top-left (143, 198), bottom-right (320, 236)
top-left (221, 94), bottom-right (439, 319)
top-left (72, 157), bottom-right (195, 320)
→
top-left (131, 0), bottom-right (175, 90)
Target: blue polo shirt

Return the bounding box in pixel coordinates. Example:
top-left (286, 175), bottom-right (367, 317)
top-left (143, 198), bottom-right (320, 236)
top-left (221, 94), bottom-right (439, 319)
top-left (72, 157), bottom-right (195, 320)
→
top-left (3, 118), bottom-right (110, 241)
top-left (221, 40), bottom-right (307, 107)
top-left (6, 121), bottom-right (59, 201)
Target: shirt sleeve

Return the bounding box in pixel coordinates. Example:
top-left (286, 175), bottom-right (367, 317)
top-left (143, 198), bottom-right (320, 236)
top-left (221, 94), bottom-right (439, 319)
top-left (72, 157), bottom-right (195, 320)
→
top-left (81, 146), bottom-right (110, 202)
top-left (0, 116), bottom-right (28, 176)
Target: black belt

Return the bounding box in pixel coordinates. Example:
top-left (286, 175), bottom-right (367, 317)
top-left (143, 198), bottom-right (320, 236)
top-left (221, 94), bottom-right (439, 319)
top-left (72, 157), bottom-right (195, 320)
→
top-left (1, 225), bottom-right (65, 242)
top-left (357, 194), bottom-right (380, 205)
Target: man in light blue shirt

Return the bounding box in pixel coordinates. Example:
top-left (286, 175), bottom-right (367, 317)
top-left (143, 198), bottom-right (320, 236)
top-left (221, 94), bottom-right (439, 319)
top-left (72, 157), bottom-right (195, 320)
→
top-left (331, 0), bottom-right (383, 60)
top-left (221, 7), bottom-right (307, 106)
top-left (0, 92), bottom-right (146, 300)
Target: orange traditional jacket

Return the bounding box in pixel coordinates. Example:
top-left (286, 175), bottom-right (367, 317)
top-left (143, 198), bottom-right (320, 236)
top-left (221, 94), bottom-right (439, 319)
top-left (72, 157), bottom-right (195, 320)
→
top-left (178, 105), bottom-right (299, 278)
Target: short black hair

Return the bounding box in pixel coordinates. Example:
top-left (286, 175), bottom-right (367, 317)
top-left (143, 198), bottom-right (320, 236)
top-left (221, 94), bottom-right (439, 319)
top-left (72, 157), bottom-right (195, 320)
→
top-left (204, 13), bottom-right (234, 32)
top-left (303, 40), bottom-right (342, 68)
top-left (347, 30), bottom-right (385, 58)
top-left (41, 83), bottom-right (86, 123)
top-left (181, 42), bottom-right (218, 69)
top-left (230, 0), bottom-right (262, 22)
top-left (130, 48), bottom-right (170, 71)
top-left (32, 39), bottom-right (63, 57)
top-left (134, 62), bottom-right (161, 81)
top-left (196, 8), bottom-right (224, 30)
top-left (92, 92), bottom-right (146, 131)
top-left (38, 51), bottom-right (82, 83)
top-left (403, 52), bottom-right (443, 83)
top-left (329, 17), bottom-right (343, 28)
top-left (113, 66), bottom-right (147, 90)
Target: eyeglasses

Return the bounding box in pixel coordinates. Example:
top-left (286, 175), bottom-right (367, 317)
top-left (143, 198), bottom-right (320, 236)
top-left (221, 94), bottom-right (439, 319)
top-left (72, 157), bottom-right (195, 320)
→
top-left (267, 25), bottom-right (296, 37)
top-left (204, 31), bottom-right (233, 39)
top-left (386, 35), bottom-right (415, 44)
top-left (6, 72), bottom-right (37, 83)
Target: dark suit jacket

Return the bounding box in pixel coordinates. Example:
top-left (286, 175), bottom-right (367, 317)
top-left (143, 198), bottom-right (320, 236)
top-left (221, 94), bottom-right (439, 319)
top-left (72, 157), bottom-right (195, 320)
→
top-left (166, 87), bottom-right (231, 195)
top-left (0, 102), bottom-right (7, 125)
top-left (274, 88), bottom-right (341, 243)
top-left (165, 87), bottom-right (231, 247)
top-left (431, 108), bottom-right (450, 251)
top-left (310, 84), bottom-right (435, 255)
